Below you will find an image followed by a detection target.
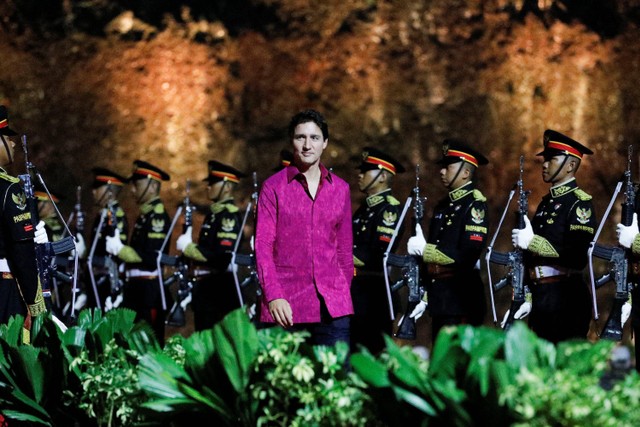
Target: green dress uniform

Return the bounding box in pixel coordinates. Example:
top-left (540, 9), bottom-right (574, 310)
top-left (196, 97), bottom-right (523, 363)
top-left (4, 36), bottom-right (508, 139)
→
top-left (0, 169), bottom-right (46, 322)
top-left (525, 179), bottom-right (596, 343)
top-left (352, 189), bottom-right (402, 353)
top-left (88, 202), bottom-right (128, 309)
top-left (423, 181), bottom-right (488, 337)
top-left (119, 197), bottom-right (170, 344)
top-left (183, 197), bottom-right (242, 330)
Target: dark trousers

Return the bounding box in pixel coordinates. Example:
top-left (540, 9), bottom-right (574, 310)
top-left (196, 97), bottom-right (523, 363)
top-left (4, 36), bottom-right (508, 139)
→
top-left (350, 275), bottom-right (392, 354)
top-left (289, 303), bottom-right (351, 346)
top-left (192, 272), bottom-right (242, 331)
top-left (0, 275), bottom-right (26, 324)
top-left (123, 277), bottom-right (166, 346)
top-left (529, 276), bottom-right (591, 344)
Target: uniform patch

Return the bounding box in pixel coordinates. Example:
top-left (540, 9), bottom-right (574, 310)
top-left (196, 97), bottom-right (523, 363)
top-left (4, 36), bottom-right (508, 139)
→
top-left (470, 234), bottom-right (484, 242)
top-left (221, 217), bottom-right (236, 232)
top-left (471, 207), bottom-right (485, 224)
top-left (382, 210), bottom-right (397, 226)
top-left (12, 192), bottom-right (27, 211)
top-left (576, 207), bottom-right (592, 224)
top-left (151, 218), bottom-right (165, 232)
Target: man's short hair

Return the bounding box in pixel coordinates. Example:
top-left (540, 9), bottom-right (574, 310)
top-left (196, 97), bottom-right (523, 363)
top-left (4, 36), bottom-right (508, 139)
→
top-left (288, 109), bottom-right (329, 140)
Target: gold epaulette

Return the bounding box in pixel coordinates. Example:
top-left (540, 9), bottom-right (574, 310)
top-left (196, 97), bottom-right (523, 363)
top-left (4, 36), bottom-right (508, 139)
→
top-left (0, 170), bottom-right (19, 183)
top-left (574, 189), bottom-right (592, 201)
top-left (225, 203), bottom-right (239, 213)
top-left (154, 203), bottom-right (165, 214)
top-left (385, 195), bottom-right (400, 206)
top-left (472, 189), bottom-right (487, 202)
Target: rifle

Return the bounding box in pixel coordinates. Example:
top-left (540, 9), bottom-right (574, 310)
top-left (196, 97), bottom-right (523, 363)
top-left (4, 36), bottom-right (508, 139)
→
top-left (231, 173), bottom-right (258, 308)
top-left (590, 146), bottom-right (635, 340)
top-left (394, 164), bottom-right (426, 340)
top-left (382, 196), bottom-right (413, 320)
top-left (162, 180), bottom-right (194, 326)
top-left (490, 155), bottom-right (529, 331)
top-left (18, 135), bottom-right (75, 309)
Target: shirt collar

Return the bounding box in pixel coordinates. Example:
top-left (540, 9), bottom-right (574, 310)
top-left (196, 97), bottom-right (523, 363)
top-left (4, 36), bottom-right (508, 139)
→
top-left (448, 181), bottom-right (474, 202)
top-left (140, 196), bottom-right (161, 214)
top-left (366, 189), bottom-right (391, 207)
top-left (550, 178), bottom-right (577, 198)
top-left (286, 163), bottom-right (333, 184)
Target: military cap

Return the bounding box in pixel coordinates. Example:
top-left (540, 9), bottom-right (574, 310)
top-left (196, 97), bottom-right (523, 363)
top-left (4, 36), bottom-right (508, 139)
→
top-left (437, 139), bottom-right (489, 167)
top-left (203, 160), bottom-right (247, 184)
top-left (273, 149), bottom-right (294, 172)
top-left (537, 129), bottom-right (593, 159)
top-left (91, 167), bottom-right (127, 189)
top-left (358, 147), bottom-right (406, 175)
top-left (0, 106), bottom-right (18, 136)
top-left (129, 160), bottom-right (170, 182)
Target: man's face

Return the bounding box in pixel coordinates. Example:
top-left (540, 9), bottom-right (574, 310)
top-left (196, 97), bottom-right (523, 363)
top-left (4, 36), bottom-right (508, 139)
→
top-left (440, 161), bottom-right (466, 189)
top-left (207, 181), bottom-right (225, 201)
top-left (0, 135), bottom-right (15, 166)
top-left (291, 121), bottom-right (327, 169)
top-left (131, 178), bottom-right (156, 204)
top-left (358, 169), bottom-right (380, 193)
top-left (542, 154), bottom-right (569, 184)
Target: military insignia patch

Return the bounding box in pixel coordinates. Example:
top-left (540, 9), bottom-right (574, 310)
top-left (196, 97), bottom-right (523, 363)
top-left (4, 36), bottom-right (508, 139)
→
top-left (442, 142), bottom-right (449, 156)
top-left (471, 207), bottom-right (485, 224)
top-left (222, 217), bottom-right (236, 232)
top-left (576, 207), bottom-right (592, 224)
top-left (382, 210), bottom-right (398, 226)
top-left (151, 218), bottom-right (165, 232)
top-left (12, 192), bottom-right (27, 211)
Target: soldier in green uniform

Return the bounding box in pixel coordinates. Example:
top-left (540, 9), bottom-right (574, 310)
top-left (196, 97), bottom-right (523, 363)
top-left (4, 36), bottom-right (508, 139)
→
top-left (351, 147), bottom-right (405, 354)
top-left (176, 160), bottom-right (245, 331)
top-left (407, 139), bottom-right (489, 341)
top-left (510, 130), bottom-right (596, 343)
top-left (0, 105), bottom-right (47, 326)
top-left (88, 167), bottom-right (129, 310)
top-left (106, 160), bottom-right (170, 345)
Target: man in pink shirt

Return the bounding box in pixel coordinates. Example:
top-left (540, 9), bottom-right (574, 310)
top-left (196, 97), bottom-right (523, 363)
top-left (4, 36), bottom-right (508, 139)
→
top-left (255, 109), bottom-right (354, 346)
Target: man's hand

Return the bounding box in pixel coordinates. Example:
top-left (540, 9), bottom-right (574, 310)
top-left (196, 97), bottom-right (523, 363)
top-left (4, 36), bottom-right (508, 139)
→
top-left (34, 220), bottom-right (49, 244)
top-left (176, 226), bottom-right (193, 252)
top-left (407, 224), bottom-right (427, 256)
top-left (500, 302), bottom-right (532, 328)
top-left (105, 229), bottom-right (124, 256)
top-left (511, 216), bottom-right (534, 250)
top-left (269, 298), bottom-right (293, 328)
top-left (617, 213), bottom-right (639, 249)
top-left (409, 300), bottom-right (428, 321)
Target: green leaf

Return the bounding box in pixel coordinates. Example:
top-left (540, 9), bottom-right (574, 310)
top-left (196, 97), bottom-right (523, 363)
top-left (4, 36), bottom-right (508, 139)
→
top-left (350, 353), bottom-right (391, 387)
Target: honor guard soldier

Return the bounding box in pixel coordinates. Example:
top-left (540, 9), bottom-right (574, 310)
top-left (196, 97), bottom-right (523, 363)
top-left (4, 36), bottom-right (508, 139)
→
top-left (273, 149), bottom-right (294, 172)
top-left (351, 147), bottom-right (405, 354)
top-left (408, 139), bottom-right (490, 342)
top-left (176, 160), bottom-right (245, 331)
top-left (88, 167), bottom-right (129, 310)
top-left (0, 105), bottom-right (47, 325)
top-left (510, 130), bottom-right (596, 343)
top-left (106, 160), bottom-right (171, 345)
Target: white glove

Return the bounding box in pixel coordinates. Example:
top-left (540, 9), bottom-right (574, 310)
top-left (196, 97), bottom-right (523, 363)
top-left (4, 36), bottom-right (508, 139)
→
top-left (34, 220), bottom-right (49, 244)
top-left (407, 224), bottom-right (427, 256)
top-left (180, 291), bottom-right (192, 311)
top-left (105, 229), bottom-right (124, 256)
top-left (250, 235), bottom-right (255, 252)
top-left (500, 302), bottom-right (532, 328)
top-left (617, 213), bottom-right (639, 249)
top-left (75, 234), bottom-right (87, 259)
top-left (176, 226), bottom-right (193, 252)
top-left (409, 300), bottom-right (428, 321)
top-left (247, 303), bottom-right (256, 319)
top-left (622, 301), bottom-right (632, 326)
top-left (512, 216), bottom-right (534, 250)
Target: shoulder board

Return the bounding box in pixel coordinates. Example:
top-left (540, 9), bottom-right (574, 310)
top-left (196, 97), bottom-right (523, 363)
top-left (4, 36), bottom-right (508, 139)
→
top-left (0, 170), bottom-right (19, 183)
top-left (575, 189), bottom-right (592, 201)
top-left (116, 208), bottom-right (125, 217)
top-left (153, 203), bottom-right (165, 214)
top-left (473, 189), bottom-right (487, 202)
top-left (226, 204), bottom-right (239, 213)
top-left (385, 195), bottom-right (400, 206)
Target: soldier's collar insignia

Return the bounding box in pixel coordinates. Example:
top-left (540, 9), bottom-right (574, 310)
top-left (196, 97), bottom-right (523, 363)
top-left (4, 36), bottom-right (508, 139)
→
top-left (12, 192), bottom-right (27, 211)
top-left (550, 179), bottom-right (577, 198)
top-left (140, 196), bottom-right (161, 214)
top-left (449, 182), bottom-right (473, 202)
top-left (366, 194), bottom-right (385, 207)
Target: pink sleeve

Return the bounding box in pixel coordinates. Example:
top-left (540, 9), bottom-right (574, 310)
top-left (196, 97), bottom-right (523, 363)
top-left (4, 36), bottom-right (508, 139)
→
top-left (336, 183), bottom-right (354, 284)
top-left (255, 180), bottom-right (285, 302)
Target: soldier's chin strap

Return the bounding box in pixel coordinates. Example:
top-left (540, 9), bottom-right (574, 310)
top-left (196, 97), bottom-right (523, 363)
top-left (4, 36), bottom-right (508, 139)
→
top-left (362, 169), bottom-right (384, 194)
top-left (212, 180), bottom-right (228, 202)
top-left (0, 135), bottom-right (12, 164)
top-left (97, 184), bottom-right (112, 208)
top-left (136, 178), bottom-right (153, 205)
top-left (447, 161), bottom-right (465, 190)
top-left (547, 154), bottom-right (570, 184)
